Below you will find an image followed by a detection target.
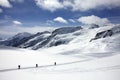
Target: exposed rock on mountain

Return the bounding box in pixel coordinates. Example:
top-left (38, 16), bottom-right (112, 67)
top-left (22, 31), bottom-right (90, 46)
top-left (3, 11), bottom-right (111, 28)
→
top-left (0, 26), bottom-right (82, 50)
top-left (90, 25), bottom-right (120, 41)
top-left (0, 32), bottom-right (32, 47)
top-left (89, 24), bottom-right (99, 29)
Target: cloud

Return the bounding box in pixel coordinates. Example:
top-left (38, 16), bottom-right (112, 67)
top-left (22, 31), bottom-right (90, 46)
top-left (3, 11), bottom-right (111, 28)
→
top-left (35, 0), bottom-right (63, 12)
top-left (78, 15), bottom-right (110, 25)
top-left (53, 17), bottom-right (68, 24)
top-left (0, 8), bottom-right (2, 13)
top-left (69, 0), bottom-right (120, 11)
top-left (35, 0), bottom-right (120, 11)
top-left (46, 20), bottom-right (55, 26)
top-left (0, 0), bottom-right (12, 8)
top-left (13, 20), bottom-right (22, 25)
top-left (69, 19), bottom-right (75, 23)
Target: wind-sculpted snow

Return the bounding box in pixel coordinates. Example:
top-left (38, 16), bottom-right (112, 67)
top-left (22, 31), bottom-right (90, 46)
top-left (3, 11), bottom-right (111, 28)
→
top-left (0, 25), bottom-right (120, 51)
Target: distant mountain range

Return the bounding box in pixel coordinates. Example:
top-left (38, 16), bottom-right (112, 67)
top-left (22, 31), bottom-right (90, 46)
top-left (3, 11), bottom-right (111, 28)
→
top-left (0, 24), bottom-right (120, 51)
top-left (0, 26), bottom-right (82, 50)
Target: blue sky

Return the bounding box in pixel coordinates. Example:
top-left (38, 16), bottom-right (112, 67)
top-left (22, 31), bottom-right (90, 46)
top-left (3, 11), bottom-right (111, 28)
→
top-left (0, 0), bottom-right (120, 38)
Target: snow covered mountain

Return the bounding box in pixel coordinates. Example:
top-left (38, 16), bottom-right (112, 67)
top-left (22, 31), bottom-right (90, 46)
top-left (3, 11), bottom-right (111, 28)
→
top-left (0, 32), bottom-right (32, 47)
top-left (32, 26), bottom-right (82, 50)
top-left (19, 31), bottom-right (51, 49)
top-left (0, 25), bottom-right (120, 52)
top-left (88, 24), bottom-right (99, 29)
top-left (0, 26), bottom-right (82, 49)
top-left (90, 25), bottom-right (120, 41)
top-left (0, 25), bottom-right (120, 80)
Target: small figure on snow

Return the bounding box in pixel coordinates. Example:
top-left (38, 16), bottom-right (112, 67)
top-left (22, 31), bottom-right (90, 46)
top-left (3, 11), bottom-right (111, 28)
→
top-left (18, 65), bottom-right (20, 69)
top-left (36, 64), bottom-right (38, 68)
top-left (54, 62), bottom-right (56, 66)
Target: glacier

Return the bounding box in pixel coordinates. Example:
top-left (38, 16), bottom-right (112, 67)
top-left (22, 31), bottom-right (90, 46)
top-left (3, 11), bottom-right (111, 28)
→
top-left (0, 24), bottom-right (120, 80)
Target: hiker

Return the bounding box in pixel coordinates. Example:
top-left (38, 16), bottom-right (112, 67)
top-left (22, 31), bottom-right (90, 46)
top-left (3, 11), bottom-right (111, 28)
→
top-left (54, 62), bottom-right (56, 66)
top-left (36, 64), bottom-right (38, 68)
top-left (18, 65), bottom-right (20, 69)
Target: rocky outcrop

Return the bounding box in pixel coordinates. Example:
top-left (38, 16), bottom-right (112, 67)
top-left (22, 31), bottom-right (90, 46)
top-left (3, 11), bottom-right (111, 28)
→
top-left (90, 25), bottom-right (120, 42)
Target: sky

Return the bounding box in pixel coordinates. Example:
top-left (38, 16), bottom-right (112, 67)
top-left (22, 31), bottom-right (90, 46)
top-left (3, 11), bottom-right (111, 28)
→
top-left (0, 0), bottom-right (120, 38)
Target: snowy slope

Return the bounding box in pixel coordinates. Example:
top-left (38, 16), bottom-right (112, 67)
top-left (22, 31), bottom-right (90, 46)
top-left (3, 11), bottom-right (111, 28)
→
top-left (0, 25), bottom-right (119, 51)
top-left (19, 31), bottom-right (51, 49)
top-left (0, 46), bottom-right (120, 80)
top-left (0, 25), bottom-right (120, 80)
top-left (0, 24), bottom-right (119, 54)
top-left (29, 26), bottom-right (83, 49)
top-left (0, 32), bottom-right (32, 47)
top-left (34, 25), bottom-right (120, 57)
top-left (0, 26), bottom-right (83, 49)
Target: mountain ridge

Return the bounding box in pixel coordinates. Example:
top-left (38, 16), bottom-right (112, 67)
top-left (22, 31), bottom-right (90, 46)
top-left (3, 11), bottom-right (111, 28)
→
top-left (0, 25), bottom-right (120, 52)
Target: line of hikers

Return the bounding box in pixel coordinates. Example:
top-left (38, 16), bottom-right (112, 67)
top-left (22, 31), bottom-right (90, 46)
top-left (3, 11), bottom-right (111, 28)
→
top-left (18, 62), bottom-right (57, 69)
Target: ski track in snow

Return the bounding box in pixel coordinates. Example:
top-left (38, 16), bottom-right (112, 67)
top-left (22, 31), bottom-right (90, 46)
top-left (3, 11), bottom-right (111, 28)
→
top-left (0, 59), bottom-right (91, 73)
top-left (0, 57), bottom-right (120, 73)
top-left (0, 62), bottom-right (120, 73)
top-left (0, 48), bottom-right (119, 74)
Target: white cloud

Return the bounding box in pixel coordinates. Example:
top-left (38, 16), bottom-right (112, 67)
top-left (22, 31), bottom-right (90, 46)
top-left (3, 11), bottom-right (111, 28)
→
top-left (53, 17), bottom-right (68, 24)
top-left (69, 19), bottom-right (75, 23)
top-left (0, 0), bottom-right (12, 8)
top-left (35, 0), bottom-right (120, 11)
top-left (35, 0), bottom-right (63, 12)
top-left (46, 20), bottom-right (55, 26)
top-left (13, 20), bottom-right (22, 25)
top-left (0, 8), bottom-right (3, 13)
top-left (70, 0), bottom-right (120, 11)
top-left (78, 15), bottom-right (110, 26)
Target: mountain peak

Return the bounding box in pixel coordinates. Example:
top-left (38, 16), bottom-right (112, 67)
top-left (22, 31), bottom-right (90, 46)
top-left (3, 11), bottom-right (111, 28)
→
top-left (89, 24), bottom-right (99, 29)
top-left (52, 26), bottom-right (82, 35)
top-left (8, 32), bottom-right (32, 40)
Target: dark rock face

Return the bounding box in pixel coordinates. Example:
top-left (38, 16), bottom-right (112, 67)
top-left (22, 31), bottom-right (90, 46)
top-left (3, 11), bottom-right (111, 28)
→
top-left (52, 26), bottom-right (82, 35)
top-left (31, 33), bottom-right (55, 50)
top-left (89, 24), bottom-right (99, 29)
top-left (32, 27), bottom-right (82, 50)
top-left (90, 30), bottom-right (113, 42)
top-left (19, 31), bottom-right (50, 48)
top-left (0, 31), bottom-right (51, 48)
top-left (54, 41), bottom-right (65, 46)
top-left (0, 26), bottom-right (83, 50)
top-left (49, 40), bottom-right (69, 47)
top-left (90, 25), bottom-right (120, 42)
